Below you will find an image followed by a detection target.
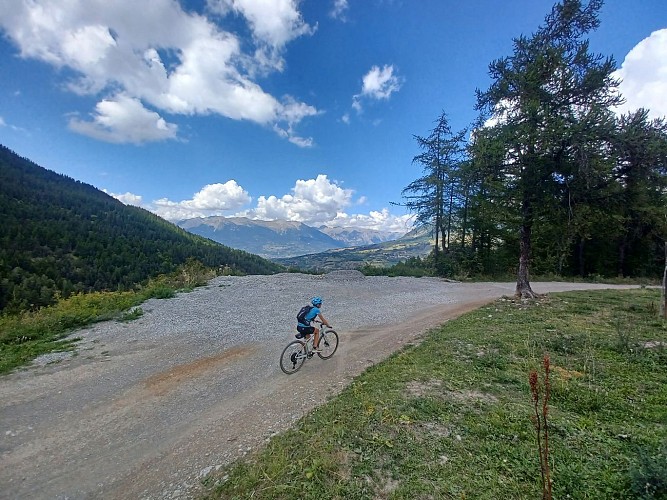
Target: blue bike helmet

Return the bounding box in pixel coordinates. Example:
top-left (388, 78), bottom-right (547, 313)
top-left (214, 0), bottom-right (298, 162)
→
top-left (311, 296), bottom-right (323, 307)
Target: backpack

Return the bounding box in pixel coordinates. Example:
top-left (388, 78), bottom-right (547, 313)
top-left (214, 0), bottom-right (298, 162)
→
top-left (296, 305), bottom-right (313, 324)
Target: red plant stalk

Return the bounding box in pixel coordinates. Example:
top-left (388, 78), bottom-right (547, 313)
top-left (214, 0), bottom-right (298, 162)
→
top-left (530, 355), bottom-right (553, 500)
top-left (529, 370), bottom-right (546, 494)
top-left (542, 355), bottom-right (552, 500)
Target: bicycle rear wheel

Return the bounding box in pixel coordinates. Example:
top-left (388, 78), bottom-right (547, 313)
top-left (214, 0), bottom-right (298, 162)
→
top-left (280, 340), bottom-right (307, 374)
top-left (317, 330), bottom-right (339, 359)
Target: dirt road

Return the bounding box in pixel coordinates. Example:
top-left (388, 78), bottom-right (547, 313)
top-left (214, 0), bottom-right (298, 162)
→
top-left (0, 279), bottom-right (636, 499)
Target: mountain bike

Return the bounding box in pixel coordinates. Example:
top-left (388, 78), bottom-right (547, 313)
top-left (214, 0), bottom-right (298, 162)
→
top-left (279, 321), bottom-right (339, 374)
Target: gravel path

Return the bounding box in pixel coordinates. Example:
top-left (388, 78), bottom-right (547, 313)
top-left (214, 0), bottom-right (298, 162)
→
top-left (0, 273), bottom-right (638, 499)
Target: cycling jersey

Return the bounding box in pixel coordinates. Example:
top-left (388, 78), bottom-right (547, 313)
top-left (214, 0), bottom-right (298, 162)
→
top-left (298, 305), bottom-right (320, 327)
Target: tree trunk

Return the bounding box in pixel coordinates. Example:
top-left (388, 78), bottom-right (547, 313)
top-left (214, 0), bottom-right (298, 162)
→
top-left (618, 239), bottom-right (627, 278)
top-left (577, 237), bottom-right (585, 277)
top-left (516, 221), bottom-right (537, 298)
top-left (516, 192), bottom-right (537, 299)
top-left (461, 191), bottom-right (469, 251)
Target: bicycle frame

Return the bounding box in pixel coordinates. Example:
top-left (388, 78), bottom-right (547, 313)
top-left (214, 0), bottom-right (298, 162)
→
top-left (279, 321), bottom-right (339, 374)
top-left (299, 321), bottom-right (329, 345)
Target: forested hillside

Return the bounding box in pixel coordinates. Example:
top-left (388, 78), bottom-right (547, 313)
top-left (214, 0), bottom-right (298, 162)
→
top-left (275, 227), bottom-right (433, 272)
top-left (0, 145), bottom-right (282, 314)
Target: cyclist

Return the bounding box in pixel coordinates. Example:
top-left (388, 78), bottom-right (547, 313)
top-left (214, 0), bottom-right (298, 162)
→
top-left (297, 296), bottom-right (331, 353)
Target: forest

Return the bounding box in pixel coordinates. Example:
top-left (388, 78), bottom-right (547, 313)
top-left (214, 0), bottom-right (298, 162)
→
top-left (401, 0), bottom-right (667, 297)
top-left (0, 145), bottom-right (282, 314)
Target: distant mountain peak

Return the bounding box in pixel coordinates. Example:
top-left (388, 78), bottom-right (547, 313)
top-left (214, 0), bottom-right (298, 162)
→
top-left (178, 216), bottom-right (342, 258)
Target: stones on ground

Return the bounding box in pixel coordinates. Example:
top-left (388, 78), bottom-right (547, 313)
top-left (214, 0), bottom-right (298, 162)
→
top-left (325, 270), bottom-right (365, 281)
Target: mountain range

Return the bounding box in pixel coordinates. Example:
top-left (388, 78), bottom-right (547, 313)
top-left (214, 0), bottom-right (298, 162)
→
top-left (274, 226), bottom-right (433, 272)
top-left (177, 216), bottom-right (406, 258)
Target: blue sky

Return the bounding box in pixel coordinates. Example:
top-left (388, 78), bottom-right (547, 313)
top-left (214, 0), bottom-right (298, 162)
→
top-left (1, 0), bottom-right (666, 233)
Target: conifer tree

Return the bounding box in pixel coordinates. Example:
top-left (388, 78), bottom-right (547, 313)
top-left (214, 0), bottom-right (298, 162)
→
top-left (475, 0), bottom-right (622, 297)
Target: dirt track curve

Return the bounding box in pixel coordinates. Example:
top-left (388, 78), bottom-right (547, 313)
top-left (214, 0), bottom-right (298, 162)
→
top-left (0, 279), bottom-right (637, 499)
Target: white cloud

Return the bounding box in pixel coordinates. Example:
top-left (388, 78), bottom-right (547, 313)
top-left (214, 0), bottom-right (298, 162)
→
top-left (272, 95), bottom-right (320, 146)
top-left (244, 174), bottom-right (353, 224)
top-left (0, 0), bottom-right (317, 145)
top-left (149, 181), bottom-right (252, 220)
top-left (187, 181), bottom-right (252, 210)
top-left (328, 208), bottom-right (412, 233)
top-left (104, 190), bottom-right (143, 206)
top-left (68, 94), bottom-right (178, 144)
top-left (288, 135), bottom-right (314, 148)
top-left (0, 115), bottom-right (27, 133)
top-left (110, 175), bottom-right (411, 232)
top-left (108, 181), bottom-right (251, 220)
top-left (613, 29), bottom-right (667, 119)
top-left (330, 0), bottom-right (349, 20)
top-left (361, 65), bottom-right (402, 99)
top-left (208, 0), bottom-right (315, 49)
top-left (352, 64), bottom-right (403, 114)
top-left (205, 0), bottom-right (315, 74)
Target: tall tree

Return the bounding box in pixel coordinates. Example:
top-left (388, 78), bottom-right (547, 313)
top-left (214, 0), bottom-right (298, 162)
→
top-left (465, 120), bottom-right (521, 276)
top-left (475, 0), bottom-right (622, 297)
top-left (611, 110), bottom-right (667, 277)
top-left (401, 112), bottom-right (467, 263)
top-left (662, 242), bottom-right (667, 319)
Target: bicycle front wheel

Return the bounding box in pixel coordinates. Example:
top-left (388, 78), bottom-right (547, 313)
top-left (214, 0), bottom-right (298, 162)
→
top-left (280, 340), bottom-right (307, 374)
top-left (317, 330), bottom-right (339, 359)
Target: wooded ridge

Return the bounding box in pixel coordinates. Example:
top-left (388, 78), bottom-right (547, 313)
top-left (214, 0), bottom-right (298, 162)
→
top-left (0, 145), bottom-right (282, 314)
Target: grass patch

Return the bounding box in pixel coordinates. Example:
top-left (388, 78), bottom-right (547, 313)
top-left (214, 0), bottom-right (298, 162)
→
top-left (119, 307), bottom-right (144, 322)
top-left (0, 260), bottom-right (218, 374)
top-left (204, 289), bottom-right (667, 499)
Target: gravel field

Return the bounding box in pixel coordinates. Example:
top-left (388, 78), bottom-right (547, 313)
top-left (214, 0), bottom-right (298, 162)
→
top-left (0, 273), bottom-right (638, 499)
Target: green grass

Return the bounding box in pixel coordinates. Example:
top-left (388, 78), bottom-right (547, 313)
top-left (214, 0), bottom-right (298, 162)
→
top-left (0, 260), bottom-right (218, 374)
top-left (204, 289), bottom-right (667, 499)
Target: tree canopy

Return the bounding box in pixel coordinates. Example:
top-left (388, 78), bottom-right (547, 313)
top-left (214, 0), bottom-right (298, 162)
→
top-left (401, 0), bottom-right (667, 289)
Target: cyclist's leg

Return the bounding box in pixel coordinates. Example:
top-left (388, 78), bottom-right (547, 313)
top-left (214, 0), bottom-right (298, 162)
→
top-left (313, 327), bottom-right (320, 351)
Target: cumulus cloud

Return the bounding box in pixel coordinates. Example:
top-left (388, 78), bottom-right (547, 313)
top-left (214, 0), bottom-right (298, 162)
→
top-left (118, 181), bottom-right (253, 221)
top-left (0, 0), bottom-right (318, 145)
top-left (206, 0), bottom-right (316, 75)
top-left (328, 208), bottom-right (412, 233)
top-left (104, 190), bottom-right (144, 206)
top-left (69, 94), bottom-right (178, 144)
top-left (187, 181), bottom-right (252, 210)
top-left (361, 65), bottom-right (402, 99)
top-left (109, 175), bottom-right (410, 232)
top-left (207, 0), bottom-right (315, 49)
top-left (244, 174), bottom-right (353, 224)
top-left (352, 64), bottom-right (403, 113)
top-left (330, 0), bottom-right (349, 20)
top-left (613, 28), bottom-right (667, 119)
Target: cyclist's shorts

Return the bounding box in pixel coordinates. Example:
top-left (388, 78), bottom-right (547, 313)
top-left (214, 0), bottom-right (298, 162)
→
top-left (296, 325), bottom-right (315, 338)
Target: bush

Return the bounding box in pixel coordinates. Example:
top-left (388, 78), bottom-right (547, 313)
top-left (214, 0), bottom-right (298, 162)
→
top-left (629, 445), bottom-right (667, 499)
top-left (0, 259), bottom-right (216, 374)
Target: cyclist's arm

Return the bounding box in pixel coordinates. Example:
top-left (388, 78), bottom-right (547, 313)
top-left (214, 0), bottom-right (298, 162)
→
top-left (317, 313), bottom-right (331, 327)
